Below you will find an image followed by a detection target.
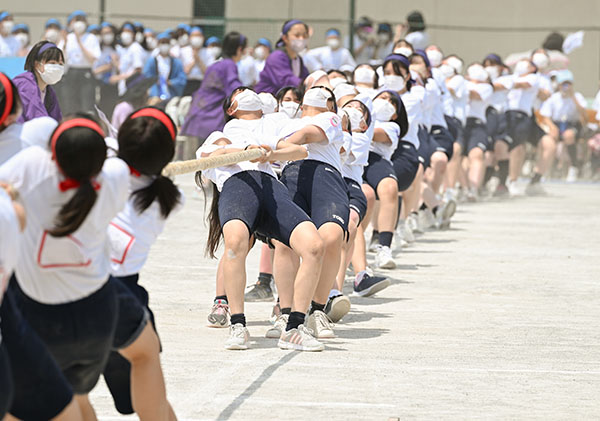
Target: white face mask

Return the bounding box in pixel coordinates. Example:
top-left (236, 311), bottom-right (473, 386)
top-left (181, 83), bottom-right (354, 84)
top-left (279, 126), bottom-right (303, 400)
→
top-left (38, 63), bottom-right (65, 85)
top-left (159, 43), bottom-right (171, 56)
top-left (121, 31), bottom-right (133, 46)
top-left (485, 66), bottom-right (500, 80)
top-left (45, 29), bottom-right (60, 43)
top-left (233, 90), bottom-right (263, 112)
top-left (373, 98), bottom-right (396, 121)
top-left (532, 53), bottom-right (549, 71)
top-left (514, 60), bottom-right (531, 76)
top-left (146, 37), bottom-right (158, 50)
top-left (468, 65), bottom-right (488, 82)
top-left (73, 21), bottom-right (87, 35)
top-left (354, 66), bottom-right (375, 84)
top-left (2, 21), bottom-right (14, 34)
top-left (344, 106), bottom-right (365, 131)
top-left (102, 33), bottom-right (114, 45)
top-left (327, 38), bottom-right (340, 49)
top-left (178, 34), bottom-right (189, 46)
top-left (384, 74), bottom-right (406, 91)
top-left (14, 33), bottom-right (29, 48)
top-left (290, 38), bottom-right (307, 53)
top-left (190, 36), bottom-right (204, 48)
top-left (446, 56), bottom-right (463, 74)
top-left (378, 33), bottom-right (390, 43)
top-left (426, 49), bottom-right (443, 67)
top-left (254, 47), bottom-right (267, 60)
top-left (439, 63), bottom-right (455, 79)
top-left (135, 32), bottom-right (144, 44)
top-left (393, 47), bottom-right (412, 57)
top-left (207, 46), bottom-right (221, 58)
top-left (330, 77), bottom-right (347, 89)
top-left (280, 101), bottom-right (300, 118)
top-left (170, 38), bottom-right (177, 47)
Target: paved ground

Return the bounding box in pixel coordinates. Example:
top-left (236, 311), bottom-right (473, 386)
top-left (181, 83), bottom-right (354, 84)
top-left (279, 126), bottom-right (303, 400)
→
top-left (92, 177), bottom-right (600, 420)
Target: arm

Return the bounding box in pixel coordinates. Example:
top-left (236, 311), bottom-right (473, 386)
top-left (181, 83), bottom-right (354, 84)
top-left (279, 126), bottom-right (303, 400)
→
top-left (77, 34), bottom-right (100, 65)
top-left (540, 115), bottom-right (559, 139)
top-left (284, 125), bottom-right (328, 145)
top-left (372, 128), bottom-right (392, 144)
top-left (254, 141), bottom-right (307, 162)
top-left (537, 89), bottom-right (551, 101)
top-left (268, 51), bottom-right (304, 87)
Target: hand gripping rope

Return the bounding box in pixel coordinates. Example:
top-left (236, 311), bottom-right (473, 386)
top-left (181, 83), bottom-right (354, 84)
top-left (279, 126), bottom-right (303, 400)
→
top-left (161, 148), bottom-right (266, 177)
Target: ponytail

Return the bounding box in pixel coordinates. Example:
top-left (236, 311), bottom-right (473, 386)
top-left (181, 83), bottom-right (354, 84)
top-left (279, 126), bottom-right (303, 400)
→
top-left (205, 182), bottom-right (222, 259)
top-left (49, 180), bottom-right (98, 237)
top-left (132, 175), bottom-right (181, 218)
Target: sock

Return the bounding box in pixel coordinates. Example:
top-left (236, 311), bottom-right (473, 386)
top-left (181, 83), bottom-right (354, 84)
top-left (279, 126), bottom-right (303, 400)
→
top-left (286, 311), bottom-right (305, 331)
top-left (257, 272), bottom-right (273, 287)
top-left (419, 203), bottom-right (428, 211)
top-left (215, 295), bottom-right (228, 304)
top-left (483, 166), bottom-right (494, 185)
top-left (411, 211), bottom-right (418, 216)
top-left (432, 205), bottom-right (439, 215)
top-left (281, 307), bottom-right (291, 315)
top-left (309, 301), bottom-right (325, 315)
top-left (567, 144), bottom-right (578, 166)
top-left (230, 313), bottom-right (246, 326)
top-left (497, 160), bottom-right (509, 186)
top-left (329, 289), bottom-right (342, 299)
top-left (379, 231), bottom-right (393, 247)
top-left (530, 172), bottom-right (542, 184)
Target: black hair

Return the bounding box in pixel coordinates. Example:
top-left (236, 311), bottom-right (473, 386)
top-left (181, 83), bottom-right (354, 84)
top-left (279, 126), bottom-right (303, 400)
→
top-left (342, 99), bottom-right (372, 129)
top-left (48, 115), bottom-right (107, 237)
top-left (393, 39), bottom-right (413, 52)
top-left (407, 11), bottom-right (426, 33)
top-left (382, 58), bottom-right (413, 91)
top-left (204, 181), bottom-right (221, 258)
top-left (24, 41), bottom-right (64, 73)
top-left (222, 86), bottom-right (251, 122)
top-left (122, 73), bottom-right (154, 108)
top-left (374, 91), bottom-right (409, 139)
top-left (542, 32), bottom-right (564, 52)
top-left (275, 86), bottom-right (302, 104)
top-left (327, 69), bottom-right (347, 80)
top-left (117, 109), bottom-right (181, 218)
top-left (352, 64), bottom-right (379, 89)
top-left (222, 31), bottom-right (247, 59)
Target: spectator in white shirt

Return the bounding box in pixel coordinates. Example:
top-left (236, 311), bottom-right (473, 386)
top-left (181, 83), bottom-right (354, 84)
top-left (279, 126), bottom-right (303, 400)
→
top-left (253, 38), bottom-right (272, 75)
top-left (181, 26), bottom-right (208, 95)
top-left (0, 11), bottom-right (18, 57)
top-left (12, 23), bottom-right (31, 57)
top-left (307, 28), bottom-right (356, 72)
top-left (114, 22), bottom-right (146, 96)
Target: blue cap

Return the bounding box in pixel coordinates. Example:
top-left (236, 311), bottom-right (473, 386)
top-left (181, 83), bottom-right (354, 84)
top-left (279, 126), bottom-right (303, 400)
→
top-left (206, 36), bottom-right (220, 45)
top-left (378, 23), bottom-right (392, 33)
top-left (101, 21), bottom-right (112, 29)
top-left (122, 23), bottom-right (135, 32)
top-left (177, 23), bottom-right (191, 32)
top-left (45, 18), bottom-right (62, 29)
top-left (257, 37), bottom-right (272, 50)
top-left (67, 10), bottom-right (87, 23)
top-left (165, 28), bottom-right (174, 35)
top-left (556, 69), bottom-right (574, 84)
top-left (190, 26), bottom-right (203, 34)
top-left (157, 32), bottom-right (171, 41)
top-left (144, 27), bottom-right (153, 34)
top-left (12, 23), bottom-right (29, 33)
top-left (326, 29), bottom-right (340, 38)
top-left (134, 21), bottom-right (143, 28)
top-left (87, 24), bottom-right (100, 33)
top-left (0, 12), bottom-right (12, 22)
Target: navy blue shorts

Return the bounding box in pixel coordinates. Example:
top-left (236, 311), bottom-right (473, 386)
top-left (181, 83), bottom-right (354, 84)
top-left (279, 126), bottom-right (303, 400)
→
top-left (417, 125), bottom-right (437, 168)
top-left (1, 284), bottom-right (73, 419)
top-left (445, 115), bottom-right (464, 147)
top-left (344, 178), bottom-right (368, 225)
top-left (506, 110), bottom-right (540, 150)
top-left (219, 170), bottom-right (312, 247)
top-left (554, 120), bottom-right (582, 140)
top-left (12, 277), bottom-right (118, 394)
top-left (486, 107), bottom-right (509, 144)
top-left (112, 278), bottom-right (149, 350)
top-left (280, 160), bottom-right (350, 232)
top-left (463, 117), bottom-right (490, 154)
top-left (391, 141), bottom-right (420, 192)
top-left (0, 343), bottom-right (12, 418)
top-left (430, 125), bottom-right (454, 160)
top-left (362, 152), bottom-right (397, 197)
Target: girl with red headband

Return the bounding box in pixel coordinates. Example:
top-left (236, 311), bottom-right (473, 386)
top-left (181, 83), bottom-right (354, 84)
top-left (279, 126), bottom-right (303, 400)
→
top-left (103, 107), bottom-right (181, 419)
top-left (0, 115), bottom-right (130, 417)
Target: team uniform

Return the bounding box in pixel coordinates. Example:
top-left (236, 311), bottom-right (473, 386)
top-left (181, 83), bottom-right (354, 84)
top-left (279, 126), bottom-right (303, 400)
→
top-left (463, 81), bottom-right (494, 154)
top-left (362, 120), bottom-right (399, 196)
top-left (341, 130), bottom-right (370, 224)
top-left (540, 91), bottom-right (586, 140)
top-left (506, 72), bottom-right (541, 149)
top-left (486, 74), bottom-right (513, 145)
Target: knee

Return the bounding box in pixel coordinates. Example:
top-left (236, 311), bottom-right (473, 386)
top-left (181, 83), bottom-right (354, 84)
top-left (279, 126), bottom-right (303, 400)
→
top-left (542, 135), bottom-right (557, 151)
top-left (469, 148), bottom-right (484, 160)
top-left (303, 236), bottom-right (325, 262)
top-left (377, 179), bottom-right (398, 201)
top-left (432, 153), bottom-right (448, 168)
top-left (223, 234), bottom-right (249, 257)
top-left (563, 130), bottom-right (575, 145)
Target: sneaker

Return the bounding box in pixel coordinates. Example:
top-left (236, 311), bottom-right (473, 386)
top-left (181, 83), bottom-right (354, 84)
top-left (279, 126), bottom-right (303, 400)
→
top-left (266, 314), bottom-right (289, 338)
top-left (507, 181), bottom-right (523, 197)
top-left (375, 245), bottom-right (395, 269)
top-left (207, 300), bottom-right (230, 328)
top-left (566, 166), bottom-right (578, 183)
top-left (493, 184), bottom-right (509, 198)
top-left (434, 199), bottom-right (456, 230)
top-left (525, 182), bottom-right (546, 196)
top-left (402, 219), bottom-right (416, 243)
top-left (270, 302), bottom-right (281, 323)
top-left (418, 208), bottom-right (435, 230)
top-left (354, 272), bottom-right (391, 297)
top-left (368, 232), bottom-right (380, 253)
top-left (393, 226), bottom-right (408, 252)
top-left (278, 324), bottom-right (324, 352)
top-left (466, 187), bottom-right (478, 202)
top-left (224, 323), bottom-right (250, 350)
top-left (325, 295), bottom-right (351, 323)
top-left (244, 282), bottom-right (273, 302)
top-left (407, 213), bottom-right (423, 234)
top-left (305, 310), bottom-right (335, 339)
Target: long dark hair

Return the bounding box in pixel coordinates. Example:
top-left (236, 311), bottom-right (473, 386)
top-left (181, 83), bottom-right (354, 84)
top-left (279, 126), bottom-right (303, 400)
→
top-left (48, 115), bottom-right (107, 237)
top-left (118, 107), bottom-right (181, 218)
top-left (222, 86), bottom-right (251, 122)
top-left (222, 31), bottom-right (247, 59)
top-left (382, 57), bottom-right (413, 91)
top-left (24, 41), bottom-right (64, 73)
top-left (374, 90), bottom-right (409, 139)
top-left (0, 72), bottom-right (22, 127)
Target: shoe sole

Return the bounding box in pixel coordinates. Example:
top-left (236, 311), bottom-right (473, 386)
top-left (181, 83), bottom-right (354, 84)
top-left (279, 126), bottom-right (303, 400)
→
top-left (355, 279), bottom-right (391, 297)
top-left (207, 322), bottom-right (229, 328)
top-left (377, 260), bottom-right (396, 270)
top-left (278, 339), bottom-right (324, 352)
top-left (224, 343), bottom-right (249, 350)
top-left (265, 329), bottom-right (282, 338)
top-left (244, 296), bottom-right (275, 302)
top-left (444, 200), bottom-right (457, 220)
top-left (326, 298), bottom-right (351, 323)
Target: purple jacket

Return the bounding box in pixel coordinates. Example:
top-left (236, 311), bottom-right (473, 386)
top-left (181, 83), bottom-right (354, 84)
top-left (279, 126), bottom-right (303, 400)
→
top-left (181, 58), bottom-right (241, 139)
top-left (254, 49), bottom-right (309, 95)
top-left (13, 71), bottom-right (62, 123)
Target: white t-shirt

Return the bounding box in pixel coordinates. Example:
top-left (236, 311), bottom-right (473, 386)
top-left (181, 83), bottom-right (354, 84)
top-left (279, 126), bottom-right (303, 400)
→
top-left (237, 55), bottom-right (259, 87)
top-left (109, 175), bottom-right (185, 276)
top-left (424, 77), bottom-right (447, 129)
top-left (64, 32), bottom-right (101, 68)
top-left (466, 82), bottom-right (493, 122)
top-left (446, 75), bottom-right (468, 124)
top-left (156, 54), bottom-right (171, 80)
top-left (534, 73), bottom-right (553, 110)
top-left (507, 73), bottom-right (540, 115)
top-left (180, 46), bottom-right (211, 80)
top-left (0, 189), bottom-right (20, 305)
top-left (279, 112), bottom-right (344, 172)
top-left (0, 117), bottom-right (59, 165)
top-left (404, 31), bottom-right (429, 50)
top-left (341, 131), bottom-right (371, 183)
top-left (0, 34), bottom-right (18, 57)
top-left (371, 121), bottom-right (400, 161)
top-left (307, 46), bottom-right (357, 71)
top-left (401, 88), bottom-right (423, 149)
top-left (346, 35), bottom-right (376, 65)
top-left (117, 42), bottom-right (146, 95)
top-left (0, 147), bottom-right (129, 304)
top-left (431, 67), bottom-right (450, 124)
top-left (489, 75), bottom-right (514, 113)
top-left (540, 91), bottom-right (586, 123)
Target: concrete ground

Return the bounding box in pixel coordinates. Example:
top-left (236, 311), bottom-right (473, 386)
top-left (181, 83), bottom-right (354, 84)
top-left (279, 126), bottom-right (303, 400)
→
top-left (91, 177), bottom-right (600, 420)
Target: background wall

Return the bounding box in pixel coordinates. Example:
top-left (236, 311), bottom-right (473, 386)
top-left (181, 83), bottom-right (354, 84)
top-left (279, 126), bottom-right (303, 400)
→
top-left (7, 0), bottom-right (600, 96)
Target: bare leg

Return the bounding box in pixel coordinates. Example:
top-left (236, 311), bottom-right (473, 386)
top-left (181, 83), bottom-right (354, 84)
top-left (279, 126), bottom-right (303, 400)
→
top-left (273, 244), bottom-right (300, 310)
top-left (430, 151), bottom-right (448, 194)
top-left (445, 143), bottom-right (462, 190)
top-left (376, 178), bottom-right (399, 234)
top-left (468, 147), bottom-right (485, 189)
top-left (258, 243), bottom-right (273, 274)
top-left (312, 222), bottom-right (344, 305)
top-left (509, 144), bottom-right (526, 182)
top-left (221, 220), bottom-right (251, 316)
top-left (351, 184), bottom-right (376, 273)
top-left (403, 164), bottom-right (424, 214)
top-left (74, 395), bottom-right (96, 421)
top-left (336, 210), bottom-right (360, 290)
top-left (215, 256), bottom-right (225, 297)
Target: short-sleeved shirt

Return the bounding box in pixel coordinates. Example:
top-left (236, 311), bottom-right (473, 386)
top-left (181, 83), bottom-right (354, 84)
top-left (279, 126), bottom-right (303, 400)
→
top-left (306, 46), bottom-right (357, 71)
top-left (0, 189), bottom-right (20, 304)
top-left (507, 73), bottom-right (540, 115)
top-left (489, 75), bottom-right (514, 112)
top-left (371, 121), bottom-right (400, 161)
top-left (341, 131), bottom-right (371, 183)
top-left (64, 33), bottom-right (101, 68)
top-left (466, 82), bottom-right (494, 121)
top-left (540, 91), bottom-right (586, 123)
top-left (401, 89), bottom-right (424, 149)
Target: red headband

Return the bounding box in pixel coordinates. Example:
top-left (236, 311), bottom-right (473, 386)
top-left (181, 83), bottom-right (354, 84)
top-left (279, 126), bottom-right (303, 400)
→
top-left (0, 73), bottom-right (14, 126)
top-left (130, 108), bottom-right (176, 140)
top-left (51, 118), bottom-right (105, 160)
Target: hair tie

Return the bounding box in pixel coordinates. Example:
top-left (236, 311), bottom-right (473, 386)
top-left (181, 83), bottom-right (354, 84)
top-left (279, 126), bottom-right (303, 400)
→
top-left (51, 118), bottom-right (105, 160)
top-left (131, 108), bottom-right (176, 140)
top-left (0, 73), bottom-right (14, 126)
top-left (38, 42), bottom-right (58, 56)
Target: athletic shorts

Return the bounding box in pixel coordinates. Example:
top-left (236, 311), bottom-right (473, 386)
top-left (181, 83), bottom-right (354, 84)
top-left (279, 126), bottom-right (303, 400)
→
top-left (417, 125), bottom-right (439, 168)
top-left (463, 117), bottom-right (490, 155)
top-left (362, 152), bottom-right (397, 198)
top-left (391, 141), bottom-right (420, 192)
top-left (112, 278), bottom-right (149, 351)
top-left (1, 284), bottom-right (73, 419)
top-left (344, 177), bottom-right (368, 225)
top-left (11, 277), bottom-right (118, 394)
top-left (430, 125), bottom-right (454, 160)
top-left (280, 160), bottom-right (350, 233)
top-left (219, 170), bottom-right (312, 247)
top-left (506, 110), bottom-right (541, 150)
top-left (554, 120), bottom-right (582, 141)
top-left (445, 115), bottom-right (465, 147)
top-left (0, 343), bottom-right (12, 418)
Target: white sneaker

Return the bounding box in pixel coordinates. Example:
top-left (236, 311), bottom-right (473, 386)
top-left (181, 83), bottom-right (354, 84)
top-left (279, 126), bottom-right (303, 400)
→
top-left (466, 187), bottom-right (478, 202)
top-left (507, 181), bottom-right (523, 197)
top-left (435, 199), bottom-right (456, 230)
top-left (375, 245), bottom-right (396, 269)
top-left (305, 310), bottom-right (335, 338)
top-left (403, 219), bottom-right (416, 243)
top-left (266, 314), bottom-right (289, 338)
top-left (278, 324), bottom-right (324, 352)
top-left (393, 224), bottom-right (408, 252)
top-left (418, 209), bottom-right (435, 230)
top-left (224, 323), bottom-right (250, 350)
top-left (407, 213), bottom-right (422, 234)
top-left (566, 166), bottom-right (578, 183)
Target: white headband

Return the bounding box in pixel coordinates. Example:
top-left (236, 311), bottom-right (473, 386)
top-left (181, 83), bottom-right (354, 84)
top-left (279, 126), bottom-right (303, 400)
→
top-left (333, 83), bottom-right (358, 100)
top-left (303, 88), bottom-right (332, 108)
